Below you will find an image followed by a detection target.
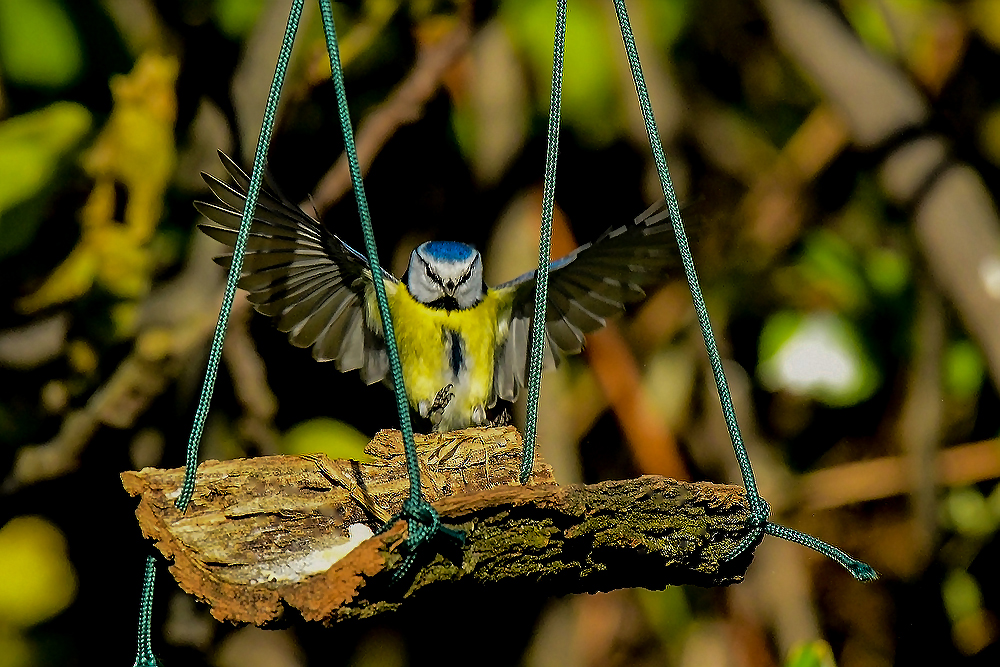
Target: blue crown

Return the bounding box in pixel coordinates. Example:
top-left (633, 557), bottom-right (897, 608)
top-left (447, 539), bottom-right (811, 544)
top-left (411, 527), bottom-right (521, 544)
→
top-left (422, 241), bottom-right (476, 262)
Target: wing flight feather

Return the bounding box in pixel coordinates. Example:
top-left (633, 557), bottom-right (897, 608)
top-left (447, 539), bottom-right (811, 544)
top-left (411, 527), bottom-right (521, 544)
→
top-left (195, 152), bottom-right (394, 383)
top-left (490, 201), bottom-right (677, 405)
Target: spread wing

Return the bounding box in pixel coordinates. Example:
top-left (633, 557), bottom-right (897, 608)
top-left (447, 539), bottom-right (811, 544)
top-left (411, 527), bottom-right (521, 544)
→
top-left (195, 151), bottom-right (395, 385)
top-left (490, 201), bottom-right (677, 404)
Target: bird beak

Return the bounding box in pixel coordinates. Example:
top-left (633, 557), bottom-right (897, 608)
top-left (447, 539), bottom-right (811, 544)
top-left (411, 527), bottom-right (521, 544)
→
top-left (443, 280), bottom-right (456, 294)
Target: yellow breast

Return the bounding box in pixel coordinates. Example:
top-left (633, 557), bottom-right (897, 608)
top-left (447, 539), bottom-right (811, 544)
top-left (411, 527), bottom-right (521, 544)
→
top-left (381, 285), bottom-right (511, 415)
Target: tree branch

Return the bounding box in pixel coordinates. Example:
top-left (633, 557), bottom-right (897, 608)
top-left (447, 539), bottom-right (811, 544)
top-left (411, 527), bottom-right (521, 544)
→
top-left (307, 18), bottom-right (472, 213)
top-left (121, 427), bottom-right (759, 625)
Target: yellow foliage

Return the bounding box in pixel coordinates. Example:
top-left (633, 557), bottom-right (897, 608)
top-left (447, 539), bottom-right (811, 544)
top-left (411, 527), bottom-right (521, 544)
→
top-left (971, 0), bottom-right (1000, 51)
top-left (66, 339), bottom-right (98, 375)
top-left (0, 516), bottom-right (77, 628)
top-left (136, 327), bottom-right (176, 362)
top-left (18, 53), bottom-right (178, 318)
top-left (0, 101), bottom-right (91, 215)
top-left (785, 639), bottom-right (837, 667)
top-left (282, 417), bottom-right (373, 462)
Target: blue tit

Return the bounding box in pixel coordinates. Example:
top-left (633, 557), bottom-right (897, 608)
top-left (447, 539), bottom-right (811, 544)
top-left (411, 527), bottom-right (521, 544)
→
top-left (196, 152), bottom-right (677, 431)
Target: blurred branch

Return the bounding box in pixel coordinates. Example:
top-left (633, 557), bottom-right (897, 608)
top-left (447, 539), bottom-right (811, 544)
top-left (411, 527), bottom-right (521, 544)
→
top-left (0, 314), bottom-right (70, 369)
top-left (233, 0), bottom-right (317, 163)
top-left (688, 357), bottom-right (822, 657)
top-left (123, 427), bottom-right (756, 625)
top-left (4, 301), bottom-right (224, 492)
top-left (328, 0), bottom-right (402, 74)
top-left (765, 0), bottom-right (1000, 395)
top-left (799, 438), bottom-right (1000, 511)
top-left (763, 0), bottom-right (927, 147)
top-left (586, 326), bottom-right (690, 480)
top-left (222, 296), bottom-right (281, 455)
top-left (912, 166), bottom-right (1000, 392)
top-left (4, 234), bottom-right (233, 491)
top-left (309, 16), bottom-right (472, 213)
top-left (549, 208), bottom-right (689, 480)
top-left (741, 104), bottom-right (851, 257)
top-left (894, 283), bottom-right (943, 565)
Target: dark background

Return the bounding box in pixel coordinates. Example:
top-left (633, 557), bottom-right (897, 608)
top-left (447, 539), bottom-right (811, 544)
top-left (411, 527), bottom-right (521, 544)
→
top-left (1, 0), bottom-right (999, 665)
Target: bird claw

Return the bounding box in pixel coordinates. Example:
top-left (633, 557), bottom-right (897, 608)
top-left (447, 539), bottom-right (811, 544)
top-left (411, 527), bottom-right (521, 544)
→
top-left (472, 404), bottom-right (487, 425)
top-left (428, 384), bottom-right (454, 426)
top-left (488, 409), bottom-right (511, 427)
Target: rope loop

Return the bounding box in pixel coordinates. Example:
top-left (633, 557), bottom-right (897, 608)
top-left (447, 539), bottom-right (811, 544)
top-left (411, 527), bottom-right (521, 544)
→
top-left (610, 0), bottom-right (876, 580)
top-left (373, 498), bottom-right (465, 582)
top-left (721, 498), bottom-right (770, 563)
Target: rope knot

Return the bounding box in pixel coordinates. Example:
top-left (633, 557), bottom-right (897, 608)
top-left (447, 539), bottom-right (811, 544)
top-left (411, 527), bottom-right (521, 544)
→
top-left (751, 497), bottom-right (771, 527)
top-left (402, 497), bottom-right (441, 536)
top-left (375, 497), bottom-right (466, 583)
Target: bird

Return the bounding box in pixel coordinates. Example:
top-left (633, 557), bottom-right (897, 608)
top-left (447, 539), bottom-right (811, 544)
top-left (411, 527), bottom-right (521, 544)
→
top-left (195, 152), bottom-right (678, 432)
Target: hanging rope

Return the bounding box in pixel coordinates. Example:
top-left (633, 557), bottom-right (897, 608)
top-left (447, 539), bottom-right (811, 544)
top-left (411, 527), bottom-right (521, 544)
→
top-left (521, 0), bottom-right (567, 485)
top-left (316, 0), bottom-right (463, 579)
top-left (130, 2), bottom-right (307, 663)
top-left (610, 0), bottom-right (875, 580)
top-left (176, 0), bottom-right (305, 512)
top-left (127, 5), bottom-right (876, 661)
top-left (131, 556), bottom-right (160, 667)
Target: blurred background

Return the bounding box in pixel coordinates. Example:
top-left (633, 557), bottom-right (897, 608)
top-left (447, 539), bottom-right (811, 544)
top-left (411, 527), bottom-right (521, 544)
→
top-left (1, 0), bottom-right (999, 665)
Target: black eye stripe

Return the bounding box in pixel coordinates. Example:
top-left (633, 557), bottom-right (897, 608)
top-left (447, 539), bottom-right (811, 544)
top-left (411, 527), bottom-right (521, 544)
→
top-left (422, 260), bottom-right (443, 286)
top-left (418, 253), bottom-right (479, 288)
top-left (457, 259), bottom-right (478, 285)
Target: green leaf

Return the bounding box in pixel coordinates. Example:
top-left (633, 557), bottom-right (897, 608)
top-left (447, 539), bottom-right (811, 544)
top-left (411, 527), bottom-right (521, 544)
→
top-left (840, 0), bottom-right (897, 57)
top-left (758, 311), bottom-right (879, 406)
top-left (645, 0), bottom-right (692, 52)
top-left (864, 247), bottom-right (910, 296)
top-left (0, 0), bottom-right (83, 88)
top-left (798, 230), bottom-right (870, 312)
top-left (944, 340), bottom-right (986, 401)
top-left (213, 0), bottom-right (267, 39)
top-left (501, 0), bottom-right (619, 144)
top-left (945, 487), bottom-right (997, 538)
top-left (942, 569), bottom-right (983, 623)
top-left (0, 101), bottom-right (92, 257)
top-left (0, 101), bottom-right (91, 212)
top-left (785, 640), bottom-right (837, 667)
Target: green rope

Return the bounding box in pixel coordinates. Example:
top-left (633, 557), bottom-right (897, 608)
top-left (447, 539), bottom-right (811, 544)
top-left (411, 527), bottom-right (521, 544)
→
top-left (767, 522), bottom-right (877, 581)
top-left (611, 0), bottom-right (875, 581)
top-left (131, 556), bottom-right (161, 667)
top-left (176, 0), bottom-right (305, 512)
top-left (521, 0), bottom-right (567, 485)
top-left (611, 0), bottom-right (762, 519)
top-left (130, 3), bottom-right (306, 662)
top-left (317, 0), bottom-right (462, 580)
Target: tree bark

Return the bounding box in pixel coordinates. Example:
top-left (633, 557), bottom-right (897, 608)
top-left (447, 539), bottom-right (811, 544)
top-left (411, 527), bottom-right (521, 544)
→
top-left (121, 426), bottom-right (759, 625)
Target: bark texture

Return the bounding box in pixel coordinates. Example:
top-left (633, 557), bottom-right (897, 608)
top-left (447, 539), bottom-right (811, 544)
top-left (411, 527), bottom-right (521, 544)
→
top-left (122, 426), bottom-right (759, 625)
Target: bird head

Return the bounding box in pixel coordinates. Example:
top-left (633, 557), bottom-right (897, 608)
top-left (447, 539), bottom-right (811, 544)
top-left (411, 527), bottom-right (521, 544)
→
top-left (406, 241), bottom-right (484, 310)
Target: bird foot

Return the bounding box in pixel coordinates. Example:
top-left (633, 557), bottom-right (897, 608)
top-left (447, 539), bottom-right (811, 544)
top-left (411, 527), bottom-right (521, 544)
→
top-left (487, 409), bottom-right (511, 427)
top-left (428, 384), bottom-right (454, 427)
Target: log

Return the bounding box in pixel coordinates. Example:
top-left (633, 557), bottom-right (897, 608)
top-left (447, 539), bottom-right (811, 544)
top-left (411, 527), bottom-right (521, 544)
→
top-left (122, 426), bottom-right (759, 625)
